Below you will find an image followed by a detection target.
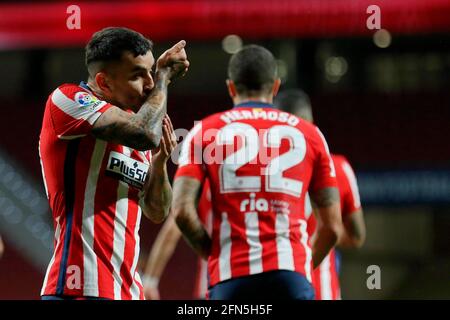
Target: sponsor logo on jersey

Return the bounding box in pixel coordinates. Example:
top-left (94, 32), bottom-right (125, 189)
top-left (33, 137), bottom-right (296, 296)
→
top-left (240, 193), bottom-right (269, 212)
top-left (106, 151), bottom-right (149, 189)
top-left (75, 91), bottom-right (102, 109)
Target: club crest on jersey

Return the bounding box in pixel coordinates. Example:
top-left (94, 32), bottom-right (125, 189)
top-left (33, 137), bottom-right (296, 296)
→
top-left (106, 151), bottom-right (149, 189)
top-left (75, 91), bottom-right (101, 108)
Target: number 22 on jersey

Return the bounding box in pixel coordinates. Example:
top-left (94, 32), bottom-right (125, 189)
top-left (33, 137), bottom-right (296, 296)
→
top-left (216, 122), bottom-right (306, 197)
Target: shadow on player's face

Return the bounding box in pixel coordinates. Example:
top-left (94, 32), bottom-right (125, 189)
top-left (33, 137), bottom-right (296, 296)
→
top-left (106, 50), bottom-right (155, 112)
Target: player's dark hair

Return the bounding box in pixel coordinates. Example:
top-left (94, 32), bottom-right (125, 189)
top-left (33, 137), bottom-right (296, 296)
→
top-left (228, 45), bottom-right (278, 95)
top-left (85, 27), bottom-right (153, 72)
top-left (274, 89), bottom-right (313, 122)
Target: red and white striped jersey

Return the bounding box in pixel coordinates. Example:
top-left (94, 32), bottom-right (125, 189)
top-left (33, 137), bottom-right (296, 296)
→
top-left (39, 82), bottom-right (151, 300)
top-left (175, 102), bottom-right (337, 287)
top-left (306, 154), bottom-right (361, 300)
top-left (193, 180), bottom-right (213, 299)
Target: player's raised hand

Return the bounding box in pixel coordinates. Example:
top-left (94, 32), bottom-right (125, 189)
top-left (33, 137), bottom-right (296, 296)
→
top-left (152, 114), bottom-right (178, 165)
top-left (156, 40), bottom-right (190, 80)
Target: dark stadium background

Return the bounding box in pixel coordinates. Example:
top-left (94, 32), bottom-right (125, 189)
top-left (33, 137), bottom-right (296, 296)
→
top-left (0, 0), bottom-right (449, 299)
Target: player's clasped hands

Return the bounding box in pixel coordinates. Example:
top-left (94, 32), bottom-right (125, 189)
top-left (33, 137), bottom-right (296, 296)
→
top-left (152, 115), bottom-right (178, 164)
top-left (156, 40), bottom-right (190, 80)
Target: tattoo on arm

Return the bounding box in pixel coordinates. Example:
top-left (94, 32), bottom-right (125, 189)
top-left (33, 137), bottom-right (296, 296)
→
top-left (92, 71), bottom-right (170, 150)
top-left (172, 177), bottom-right (211, 259)
top-left (136, 72), bottom-right (169, 145)
top-left (311, 187), bottom-right (340, 208)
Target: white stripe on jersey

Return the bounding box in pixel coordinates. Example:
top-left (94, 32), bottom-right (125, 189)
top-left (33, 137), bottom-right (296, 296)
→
top-left (342, 162), bottom-right (361, 208)
top-left (41, 216), bottom-right (62, 295)
top-left (198, 259), bottom-right (208, 299)
top-left (276, 213), bottom-right (295, 271)
top-left (51, 88), bottom-right (107, 126)
top-left (112, 182), bottom-right (129, 300)
top-left (319, 254), bottom-right (332, 300)
top-left (111, 147), bottom-right (132, 300)
top-left (38, 140), bottom-right (49, 199)
top-left (130, 150), bottom-right (149, 300)
top-left (82, 140), bottom-right (107, 297)
top-left (304, 192), bottom-right (313, 219)
top-left (178, 122), bottom-right (202, 166)
top-left (245, 212), bottom-right (263, 275)
top-left (299, 219), bottom-right (312, 283)
top-left (129, 206), bottom-right (142, 300)
top-left (315, 128), bottom-right (336, 177)
top-left (219, 212), bottom-right (232, 282)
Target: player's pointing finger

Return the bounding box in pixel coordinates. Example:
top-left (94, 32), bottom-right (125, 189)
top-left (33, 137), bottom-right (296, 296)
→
top-left (169, 40), bottom-right (186, 53)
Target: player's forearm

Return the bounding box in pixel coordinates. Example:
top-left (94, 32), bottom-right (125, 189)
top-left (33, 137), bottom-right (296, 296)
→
top-left (174, 204), bottom-right (211, 260)
top-left (311, 225), bottom-right (339, 269)
top-left (144, 217), bottom-right (182, 279)
top-left (142, 161), bottom-right (172, 223)
top-left (91, 70), bottom-right (170, 151)
top-left (310, 188), bottom-right (341, 268)
top-left (133, 69), bottom-right (170, 149)
top-left (337, 210), bottom-right (366, 249)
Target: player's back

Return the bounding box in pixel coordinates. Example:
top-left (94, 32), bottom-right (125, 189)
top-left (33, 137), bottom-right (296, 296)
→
top-left (177, 101), bottom-right (336, 286)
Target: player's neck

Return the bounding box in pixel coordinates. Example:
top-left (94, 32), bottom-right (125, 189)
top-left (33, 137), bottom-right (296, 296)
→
top-left (86, 79), bottom-right (106, 101)
top-left (233, 95), bottom-right (273, 106)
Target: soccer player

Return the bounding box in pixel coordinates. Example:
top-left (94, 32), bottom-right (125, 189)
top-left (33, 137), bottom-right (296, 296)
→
top-left (275, 89), bottom-right (366, 300)
top-left (142, 180), bottom-right (212, 300)
top-left (172, 45), bottom-right (342, 300)
top-left (38, 27), bottom-right (189, 300)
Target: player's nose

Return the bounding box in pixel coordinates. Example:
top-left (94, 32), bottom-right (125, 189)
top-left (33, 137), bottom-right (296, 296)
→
top-left (143, 71), bottom-right (154, 92)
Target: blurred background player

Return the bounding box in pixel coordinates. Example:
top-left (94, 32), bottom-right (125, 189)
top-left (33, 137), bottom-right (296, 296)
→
top-left (143, 180), bottom-right (212, 300)
top-left (0, 235), bottom-right (4, 260)
top-left (38, 27), bottom-right (188, 300)
top-left (172, 45), bottom-right (342, 300)
top-left (275, 89), bottom-right (366, 300)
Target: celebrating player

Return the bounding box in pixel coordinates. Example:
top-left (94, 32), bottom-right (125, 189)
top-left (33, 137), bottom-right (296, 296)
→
top-left (172, 45), bottom-right (341, 300)
top-left (38, 27), bottom-right (188, 300)
top-left (275, 89), bottom-right (366, 300)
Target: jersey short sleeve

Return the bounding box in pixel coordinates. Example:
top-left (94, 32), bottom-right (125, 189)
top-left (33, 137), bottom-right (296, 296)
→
top-left (175, 121), bottom-right (206, 182)
top-left (309, 127), bottom-right (337, 193)
top-left (48, 84), bottom-right (113, 139)
top-left (336, 156), bottom-right (362, 216)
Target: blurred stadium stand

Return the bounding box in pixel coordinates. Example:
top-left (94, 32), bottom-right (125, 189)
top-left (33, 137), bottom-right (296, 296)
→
top-left (0, 0), bottom-right (449, 299)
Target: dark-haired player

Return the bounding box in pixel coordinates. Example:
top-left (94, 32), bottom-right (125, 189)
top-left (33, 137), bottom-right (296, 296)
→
top-left (275, 89), bottom-right (366, 300)
top-left (172, 45), bottom-right (341, 300)
top-left (39, 27), bottom-right (189, 300)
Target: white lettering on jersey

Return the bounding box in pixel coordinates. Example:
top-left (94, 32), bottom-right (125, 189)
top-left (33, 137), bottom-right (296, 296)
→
top-left (106, 151), bottom-right (149, 189)
top-left (220, 108), bottom-right (299, 126)
top-left (240, 193), bottom-right (269, 212)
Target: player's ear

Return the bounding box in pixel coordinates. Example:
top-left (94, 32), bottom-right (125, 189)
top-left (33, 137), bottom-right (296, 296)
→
top-left (272, 78), bottom-right (281, 97)
top-left (226, 79), bottom-right (237, 98)
top-left (95, 72), bottom-right (113, 96)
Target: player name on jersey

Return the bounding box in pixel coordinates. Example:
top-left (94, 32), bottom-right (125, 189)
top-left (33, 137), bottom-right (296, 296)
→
top-left (220, 108), bottom-right (300, 126)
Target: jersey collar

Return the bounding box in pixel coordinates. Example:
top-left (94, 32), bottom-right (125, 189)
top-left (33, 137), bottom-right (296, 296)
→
top-left (233, 101), bottom-right (275, 109)
top-left (79, 81), bottom-right (93, 92)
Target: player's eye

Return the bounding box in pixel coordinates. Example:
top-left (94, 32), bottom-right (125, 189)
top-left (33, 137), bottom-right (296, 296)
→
top-left (130, 73), bottom-right (141, 81)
